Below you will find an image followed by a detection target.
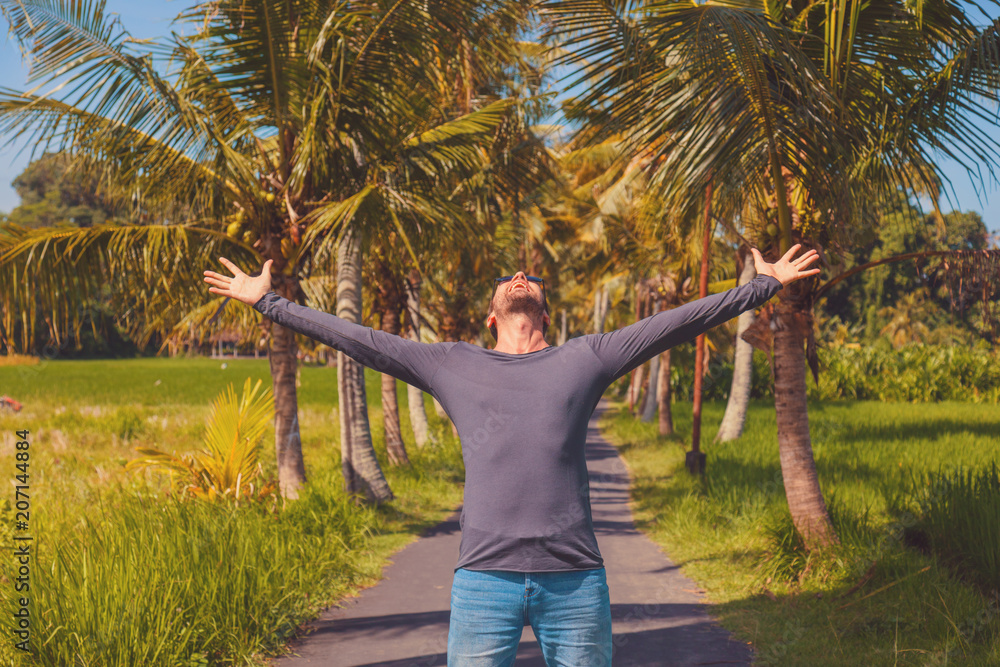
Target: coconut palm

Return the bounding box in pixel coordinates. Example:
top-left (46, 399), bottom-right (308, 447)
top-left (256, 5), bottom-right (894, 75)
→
top-left (543, 0), bottom-right (1000, 549)
top-left (403, 267), bottom-right (435, 448)
top-left (557, 131), bottom-right (750, 438)
top-left (716, 244), bottom-right (759, 442)
top-left (0, 0), bottom-right (532, 503)
top-left (361, 37), bottom-right (557, 454)
top-left (371, 242), bottom-right (411, 465)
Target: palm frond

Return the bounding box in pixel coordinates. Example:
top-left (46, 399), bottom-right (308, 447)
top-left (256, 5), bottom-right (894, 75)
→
top-left (126, 377), bottom-right (276, 503)
top-left (0, 221), bottom-right (259, 353)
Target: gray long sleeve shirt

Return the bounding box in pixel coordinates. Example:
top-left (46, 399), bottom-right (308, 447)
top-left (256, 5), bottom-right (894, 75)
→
top-left (253, 273), bottom-right (783, 572)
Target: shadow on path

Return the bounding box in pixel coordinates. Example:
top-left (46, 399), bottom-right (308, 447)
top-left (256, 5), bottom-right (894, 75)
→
top-left (269, 399), bottom-right (752, 666)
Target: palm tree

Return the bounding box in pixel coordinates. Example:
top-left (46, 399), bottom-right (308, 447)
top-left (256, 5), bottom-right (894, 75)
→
top-left (716, 244), bottom-right (759, 442)
top-left (369, 237), bottom-right (411, 466)
top-left (370, 34), bottom-right (557, 453)
top-left (0, 0), bottom-right (532, 502)
top-left (750, 0), bottom-right (1000, 545)
top-left (557, 129), bottom-right (753, 443)
top-left (403, 267), bottom-right (435, 448)
top-left (542, 0), bottom-right (1000, 549)
top-left (543, 0), bottom-right (840, 530)
top-left (334, 227), bottom-right (393, 501)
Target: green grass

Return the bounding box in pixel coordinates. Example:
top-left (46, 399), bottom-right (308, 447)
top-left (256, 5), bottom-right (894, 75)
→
top-left (898, 463), bottom-right (1000, 597)
top-left (2, 357), bottom-right (337, 406)
top-left (599, 399), bottom-right (1000, 666)
top-left (0, 358), bottom-right (465, 666)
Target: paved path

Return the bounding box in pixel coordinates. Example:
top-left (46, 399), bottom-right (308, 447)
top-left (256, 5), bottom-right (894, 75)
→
top-left (270, 399), bottom-right (753, 666)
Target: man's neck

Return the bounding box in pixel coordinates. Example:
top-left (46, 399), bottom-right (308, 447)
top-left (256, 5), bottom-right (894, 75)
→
top-left (492, 316), bottom-right (549, 354)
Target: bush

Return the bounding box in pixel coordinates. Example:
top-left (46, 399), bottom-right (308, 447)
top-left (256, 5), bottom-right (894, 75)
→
top-left (666, 340), bottom-right (1000, 404)
top-left (810, 340), bottom-right (1000, 403)
top-left (597, 322), bottom-right (997, 403)
top-left (126, 378), bottom-right (277, 503)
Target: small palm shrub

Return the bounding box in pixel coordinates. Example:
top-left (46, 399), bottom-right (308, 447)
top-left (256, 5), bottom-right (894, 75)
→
top-left (126, 377), bottom-right (277, 503)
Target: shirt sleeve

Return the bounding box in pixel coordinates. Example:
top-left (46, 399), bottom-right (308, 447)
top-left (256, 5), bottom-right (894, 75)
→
top-left (252, 290), bottom-right (454, 395)
top-left (583, 273), bottom-right (783, 381)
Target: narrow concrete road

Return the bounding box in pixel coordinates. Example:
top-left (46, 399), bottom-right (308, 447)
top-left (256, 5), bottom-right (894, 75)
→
top-left (270, 399), bottom-right (753, 666)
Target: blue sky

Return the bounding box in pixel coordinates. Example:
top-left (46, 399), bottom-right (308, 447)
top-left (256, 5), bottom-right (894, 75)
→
top-left (1, 1), bottom-right (999, 234)
top-left (0, 0), bottom-right (199, 213)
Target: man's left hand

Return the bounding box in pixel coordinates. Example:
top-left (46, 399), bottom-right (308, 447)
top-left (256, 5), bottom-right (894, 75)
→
top-left (750, 244), bottom-right (820, 287)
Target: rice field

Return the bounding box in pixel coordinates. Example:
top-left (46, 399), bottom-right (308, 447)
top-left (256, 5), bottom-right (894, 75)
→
top-left (0, 357), bottom-right (466, 666)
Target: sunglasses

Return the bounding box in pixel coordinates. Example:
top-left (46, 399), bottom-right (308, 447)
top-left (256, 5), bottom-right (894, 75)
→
top-left (491, 275), bottom-right (545, 300)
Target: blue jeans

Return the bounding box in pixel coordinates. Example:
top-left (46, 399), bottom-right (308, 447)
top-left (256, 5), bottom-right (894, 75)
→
top-left (447, 567), bottom-right (612, 666)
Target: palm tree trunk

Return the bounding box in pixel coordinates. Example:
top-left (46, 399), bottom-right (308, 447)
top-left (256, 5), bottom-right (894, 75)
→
top-left (641, 350), bottom-right (659, 422)
top-left (691, 179), bottom-right (713, 461)
top-left (404, 268), bottom-right (433, 448)
top-left (767, 142), bottom-right (837, 548)
top-left (267, 278), bottom-right (307, 500)
top-left (657, 349), bottom-right (673, 435)
top-left (376, 261), bottom-right (410, 466)
top-left (773, 297), bottom-right (837, 548)
top-left (336, 225), bottom-right (393, 503)
top-left (641, 297), bottom-right (663, 422)
top-left (717, 250), bottom-right (758, 442)
top-left (628, 362), bottom-right (645, 414)
top-left (558, 308), bottom-right (568, 345)
top-left (593, 284), bottom-right (609, 333)
top-left (628, 282), bottom-right (649, 413)
top-left (600, 290), bottom-right (610, 332)
top-left (380, 304), bottom-right (410, 466)
top-left (593, 285), bottom-right (602, 333)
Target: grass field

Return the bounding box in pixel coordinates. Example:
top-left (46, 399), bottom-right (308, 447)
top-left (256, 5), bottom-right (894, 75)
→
top-left (599, 398), bottom-right (1000, 666)
top-left (2, 357), bottom-right (998, 664)
top-left (0, 357), bottom-right (466, 666)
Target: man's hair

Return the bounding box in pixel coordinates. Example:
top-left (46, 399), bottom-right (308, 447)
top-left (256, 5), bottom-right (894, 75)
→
top-left (487, 287), bottom-right (549, 341)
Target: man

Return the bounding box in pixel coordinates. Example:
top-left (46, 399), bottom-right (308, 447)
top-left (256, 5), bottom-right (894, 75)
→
top-left (203, 244), bottom-right (819, 666)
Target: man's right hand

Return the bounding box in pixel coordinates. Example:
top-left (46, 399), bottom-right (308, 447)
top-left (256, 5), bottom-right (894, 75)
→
top-left (203, 257), bottom-right (273, 305)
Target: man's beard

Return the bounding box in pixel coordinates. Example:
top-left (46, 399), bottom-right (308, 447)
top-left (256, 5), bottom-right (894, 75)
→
top-left (495, 288), bottom-right (545, 321)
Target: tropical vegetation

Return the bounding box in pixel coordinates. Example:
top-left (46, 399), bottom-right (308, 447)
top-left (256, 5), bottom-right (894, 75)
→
top-left (600, 398), bottom-right (1000, 664)
top-left (0, 0), bottom-right (999, 663)
top-left (0, 358), bottom-right (466, 666)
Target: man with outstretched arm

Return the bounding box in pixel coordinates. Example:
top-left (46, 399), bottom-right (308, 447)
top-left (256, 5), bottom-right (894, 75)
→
top-left (203, 244), bottom-right (819, 667)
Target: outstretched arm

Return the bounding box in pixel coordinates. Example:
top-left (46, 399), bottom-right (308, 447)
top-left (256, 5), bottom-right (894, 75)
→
top-left (204, 258), bottom-right (452, 395)
top-left (584, 244), bottom-right (819, 381)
